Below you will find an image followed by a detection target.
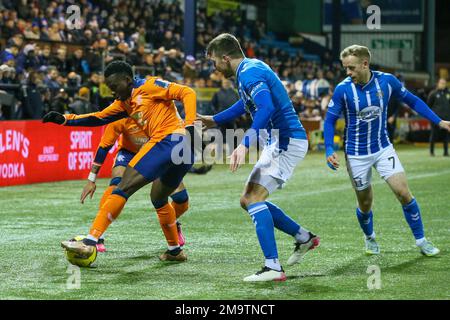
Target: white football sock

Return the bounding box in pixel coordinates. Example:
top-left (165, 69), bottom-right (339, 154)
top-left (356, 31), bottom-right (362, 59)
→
top-left (416, 237), bottom-right (426, 246)
top-left (265, 258), bottom-right (282, 271)
top-left (86, 234), bottom-right (98, 242)
top-left (295, 227), bottom-right (310, 243)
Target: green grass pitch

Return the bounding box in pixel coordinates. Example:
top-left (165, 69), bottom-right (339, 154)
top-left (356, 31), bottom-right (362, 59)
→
top-left (0, 146), bottom-right (449, 300)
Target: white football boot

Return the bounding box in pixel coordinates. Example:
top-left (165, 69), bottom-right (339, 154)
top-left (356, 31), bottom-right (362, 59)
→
top-left (243, 266), bottom-right (287, 282)
top-left (287, 232), bottom-right (320, 266)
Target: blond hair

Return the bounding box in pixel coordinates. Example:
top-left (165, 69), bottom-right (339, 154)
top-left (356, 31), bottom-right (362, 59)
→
top-left (340, 45), bottom-right (371, 62)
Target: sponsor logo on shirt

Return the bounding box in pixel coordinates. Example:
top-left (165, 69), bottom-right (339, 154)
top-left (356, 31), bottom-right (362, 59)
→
top-left (358, 106), bottom-right (381, 122)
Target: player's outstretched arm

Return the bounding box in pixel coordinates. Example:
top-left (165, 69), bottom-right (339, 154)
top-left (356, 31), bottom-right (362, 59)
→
top-left (389, 74), bottom-right (445, 129)
top-left (324, 111), bottom-right (340, 170)
top-left (43, 101), bottom-right (128, 127)
top-left (212, 99), bottom-right (246, 127)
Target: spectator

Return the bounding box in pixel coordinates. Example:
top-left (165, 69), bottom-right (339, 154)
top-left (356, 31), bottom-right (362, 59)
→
top-left (182, 55), bottom-right (198, 81)
top-left (50, 46), bottom-right (69, 75)
top-left (84, 72), bottom-right (101, 106)
top-left (37, 45), bottom-right (52, 67)
top-left (0, 44), bottom-right (19, 64)
top-left (43, 67), bottom-right (61, 97)
top-left (66, 72), bottom-right (82, 98)
top-left (16, 43), bottom-right (40, 73)
top-left (24, 22), bottom-right (41, 39)
top-left (68, 49), bottom-right (85, 75)
top-left (211, 79), bottom-right (240, 152)
top-left (68, 87), bottom-right (95, 115)
top-left (20, 71), bottom-right (45, 119)
top-left (50, 88), bottom-right (70, 114)
top-left (428, 78), bottom-right (450, 156)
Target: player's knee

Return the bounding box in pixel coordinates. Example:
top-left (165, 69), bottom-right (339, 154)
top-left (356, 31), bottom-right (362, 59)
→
top-left (396, 190), bottom-right (413, 205)
top-left (358, 198), bottom-right (372, 212)
top-left (240, 196), bottom-right (250, 210)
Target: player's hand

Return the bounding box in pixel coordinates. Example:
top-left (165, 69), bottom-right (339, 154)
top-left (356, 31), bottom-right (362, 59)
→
top-left (326, 152), bottom-right (340, 170)
top-left (230, 144), bottom-right (248, 172)
top-left (438, 120), bottom-right (450, 132)
top-left (80, 181), bottom-right (96, 204)
top-left (388, 116), bottom-right (395, 125)
top-left (196, 114), bottom-right (216, 130)
top-left (42, 111), bottom-right (65, 124)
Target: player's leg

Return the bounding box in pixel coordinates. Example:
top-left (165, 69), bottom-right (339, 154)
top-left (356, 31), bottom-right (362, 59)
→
top-left (153, 159), bottom-right (193, 261)
top-left (240, 181), bottom-right (286, 281)
top-left (62, 139), bottom-right (170, 257)
top-left (346, 154), bottom-right (379, 254)
top-left (242, 139), bottom-right (316, 280)
top-left (443, 129), bottom-right (449, 156)
top-left (169, 181), bottom-right (189, 246)
top-left (429, 124), bottom-right (437, 156)
top-left (170, 182), bottom-right (189, 219)
top-left (377, 146), bottom-right (439, 256)
top-left (61, 166), bottom-right (150, 257)
top-left (96, 150), bottom-right (133, 251)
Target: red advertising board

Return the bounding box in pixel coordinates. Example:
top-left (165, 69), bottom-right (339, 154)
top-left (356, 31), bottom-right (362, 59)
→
top-left (0, 121), bottom-right (116, 187)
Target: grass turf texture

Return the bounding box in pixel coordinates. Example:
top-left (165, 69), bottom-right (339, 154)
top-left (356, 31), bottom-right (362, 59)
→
top-left (0, 145), bottom-right (449, 300)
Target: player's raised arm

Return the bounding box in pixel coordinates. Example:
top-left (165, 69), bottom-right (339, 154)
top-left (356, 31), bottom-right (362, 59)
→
top-left (80, 122), bottom-right (123, 204)
top-left (324, 84), bottom-right (345, 170)
top-left (387, 74), bottom-right (450, 132)
top-left (42, 100), bottom-right (128, 127)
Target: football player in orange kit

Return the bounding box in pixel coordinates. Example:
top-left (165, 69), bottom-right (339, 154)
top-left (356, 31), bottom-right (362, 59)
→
top-left (43, 60), bottom-right (197, 263)
top-left (80, 117), bottom-right (190, 252)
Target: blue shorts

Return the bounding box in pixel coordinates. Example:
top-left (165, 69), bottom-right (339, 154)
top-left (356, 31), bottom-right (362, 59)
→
top-left (129, 134), bottom-right (193, 188)
top-left (113, 149), bottom-right (135, 168)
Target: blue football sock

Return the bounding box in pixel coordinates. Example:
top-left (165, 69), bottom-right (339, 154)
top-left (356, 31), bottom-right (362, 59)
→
top-left (265, 201), bottom-right (301, 236)
top-left (356, 208), bottom-right (374, 238)
top-left (402, 198), bottom-right (425, 240)
top-left (247, 202), bottom-right (278, 260)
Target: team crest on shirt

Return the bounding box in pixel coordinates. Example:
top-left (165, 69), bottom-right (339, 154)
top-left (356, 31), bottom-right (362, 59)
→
top-left (131, 112), bottom-right (148, 127)
top-left (376, 91), bottom-right (384, 99)
top-left (359, 106), bottom-right (381, 122)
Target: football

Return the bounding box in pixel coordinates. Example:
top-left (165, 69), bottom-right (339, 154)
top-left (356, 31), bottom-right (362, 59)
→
top-left (64, 236), bottom-right (97, 268)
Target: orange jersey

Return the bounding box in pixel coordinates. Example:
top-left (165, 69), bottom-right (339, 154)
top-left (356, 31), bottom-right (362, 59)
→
top-left (64, 77), bottom-right (197, 144)
top-left (99, 118), bottom-right (149, 154)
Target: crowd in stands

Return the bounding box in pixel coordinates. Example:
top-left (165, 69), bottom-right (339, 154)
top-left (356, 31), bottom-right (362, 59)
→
top-left (0, 0), bottom-right (372, 123)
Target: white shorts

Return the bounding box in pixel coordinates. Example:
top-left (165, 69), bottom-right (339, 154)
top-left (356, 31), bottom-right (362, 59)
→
top-left (346, 144), bottom-right (405, 191)
top-left (247, 138), bottom-right (308, 194)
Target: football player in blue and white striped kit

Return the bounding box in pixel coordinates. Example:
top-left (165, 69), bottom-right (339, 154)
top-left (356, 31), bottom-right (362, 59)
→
top-left (198, 33), bottom-right (319, 282)
top-left (324, 45), bottom-right (450, 256)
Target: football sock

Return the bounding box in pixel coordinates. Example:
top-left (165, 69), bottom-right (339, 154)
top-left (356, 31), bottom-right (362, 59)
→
top-left (265, 201), bottom-right (301, 236)
top-left (98, 177), bottom-right (121, 208)
top-left (294, 227), bottom-right (311, 243)
top-left (356, 208), bottom-right (374, 238)
top-left (170, 189), bottom-right (189, 219)
top-left (89, 190), bottom-right (127, 239)
top-left (402, 198), bottom-right (425, 241)
top-left (154, 201), bottom-right (179, 247)
top-left (83, 234), bottom-right (98, 246)
top-left (99, 185), bottom-right (116, 209)
top-left (247, 202), bottom-right (278, 262)
top-left (265, 258), bottom-right (282, 272)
